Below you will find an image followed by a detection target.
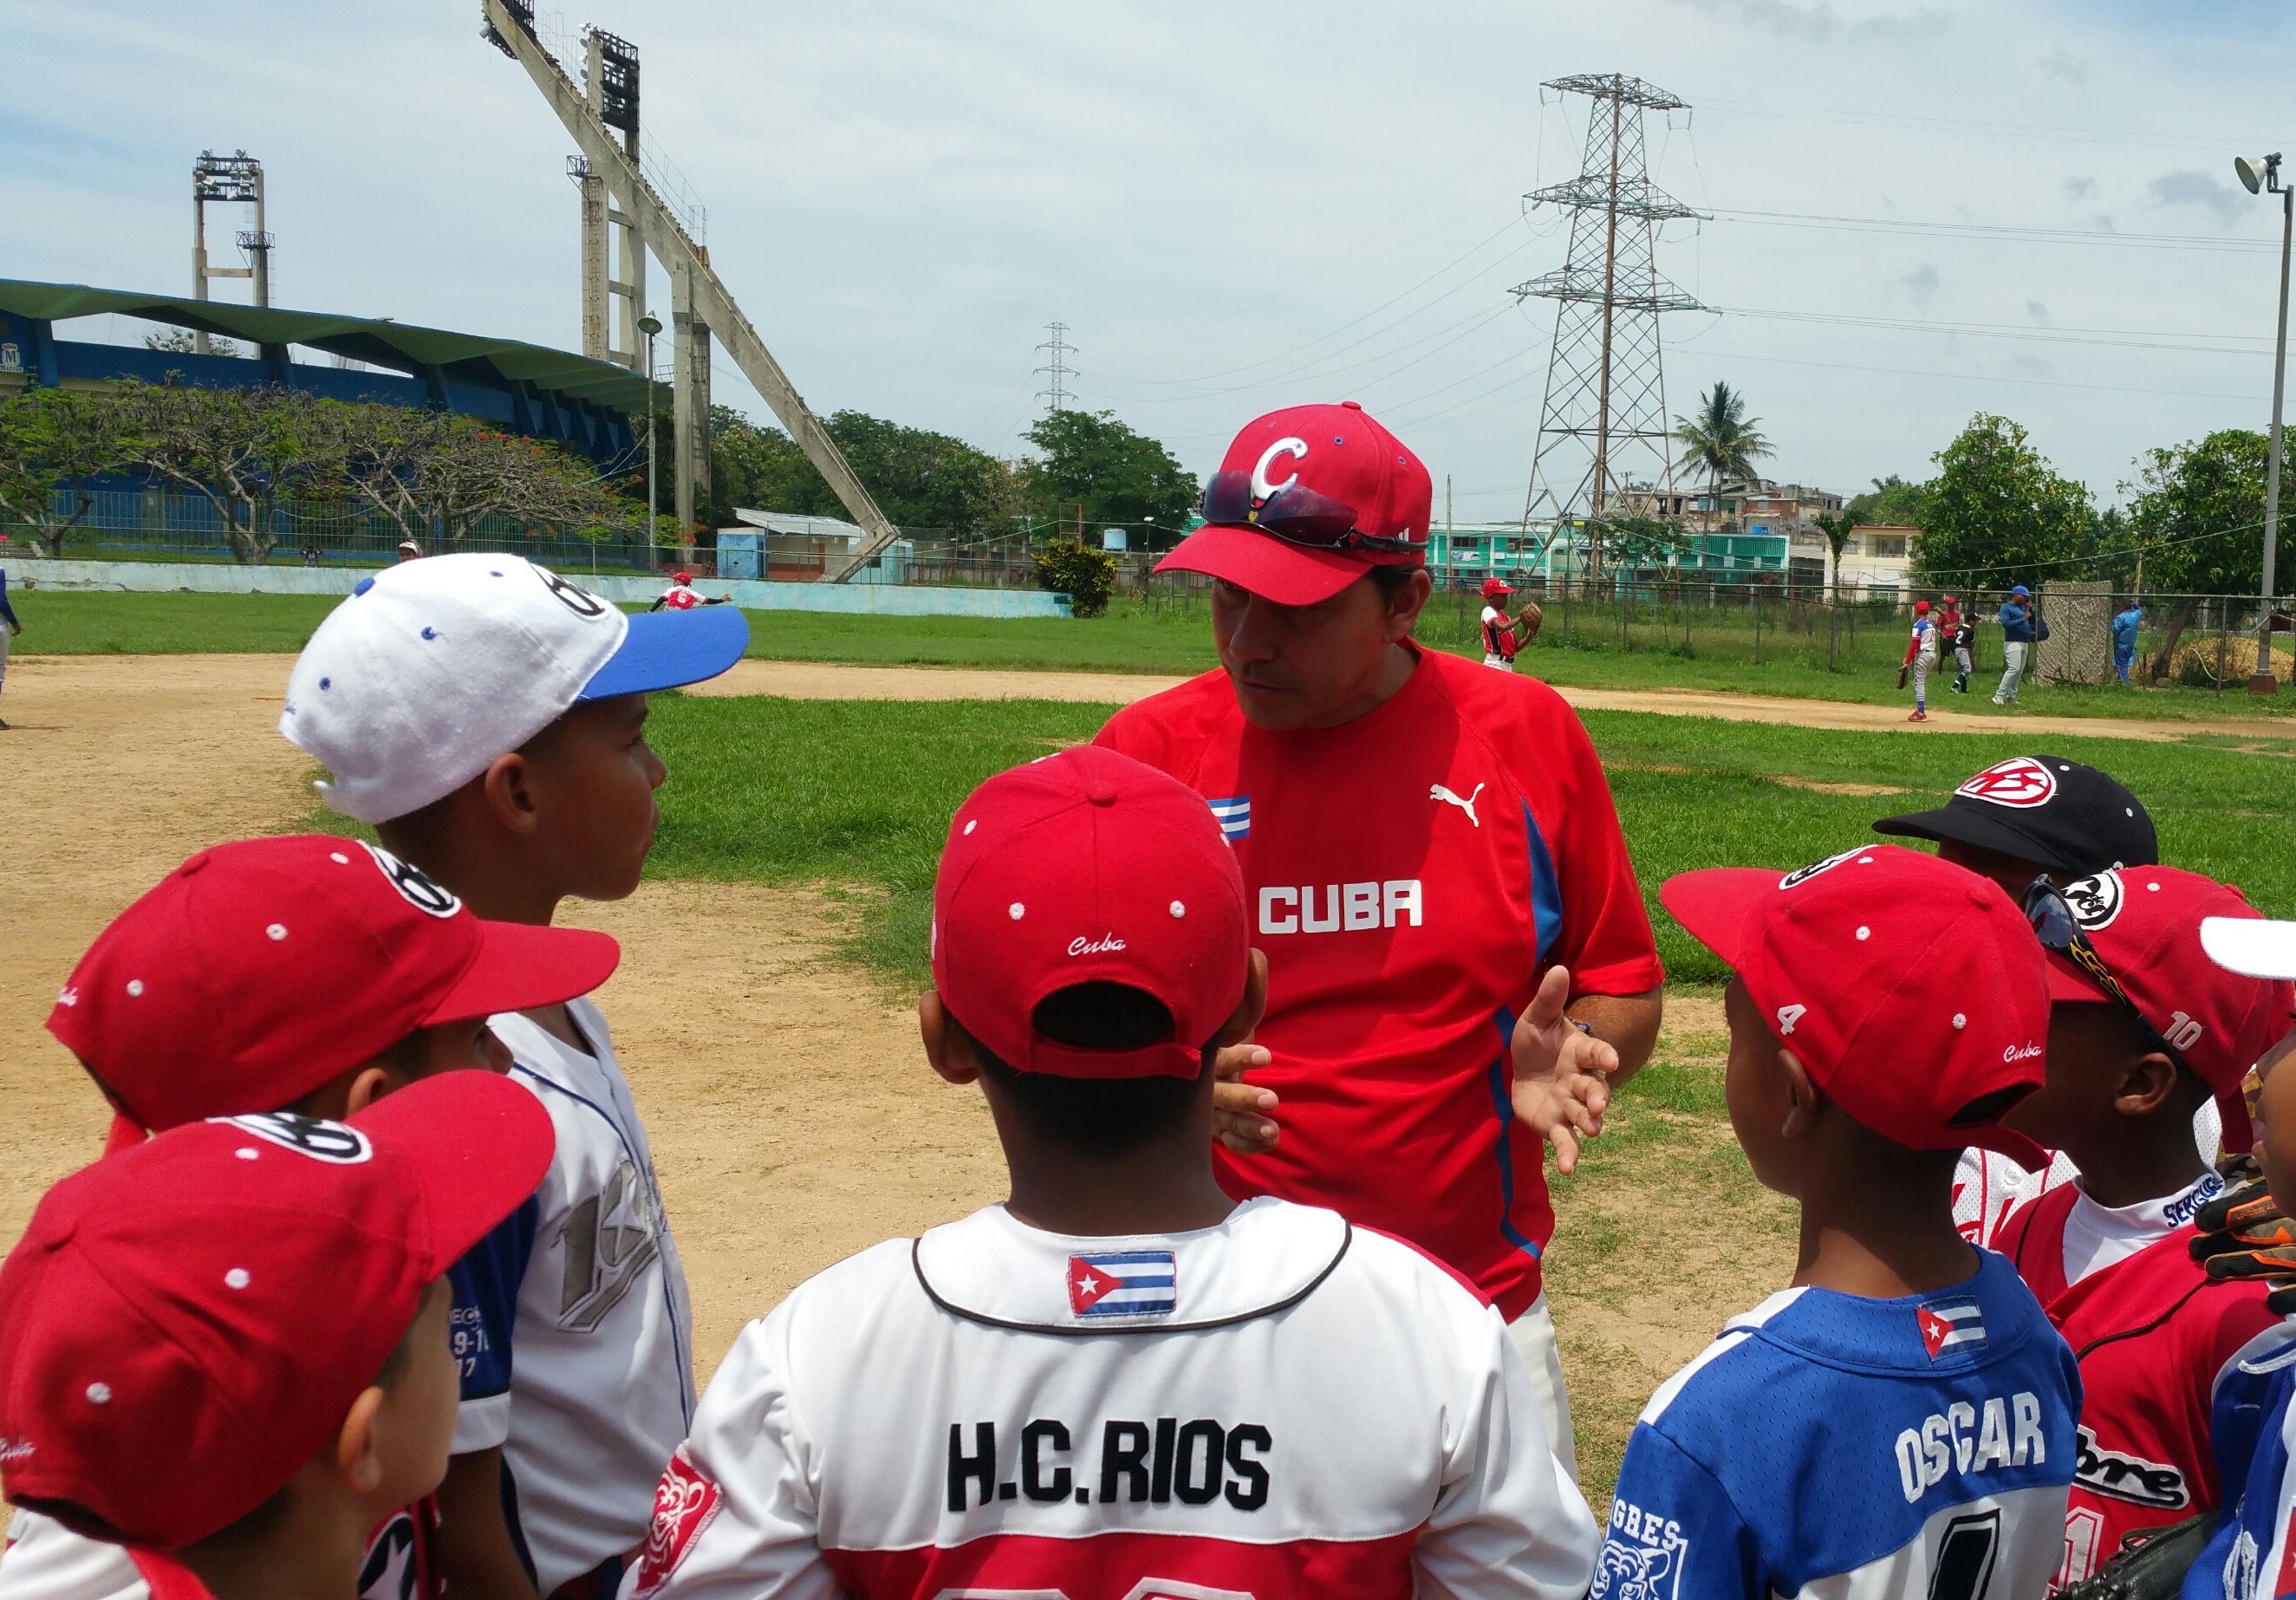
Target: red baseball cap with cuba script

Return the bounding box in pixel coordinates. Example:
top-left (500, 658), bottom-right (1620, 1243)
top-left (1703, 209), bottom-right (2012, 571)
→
top-left (932, 746), bottom-right (1249, 1078)
top-left (2041, 865), bottom-right (2292, 1149)
top-left (0, 1071), bottom-right (554, 1549)
top-left (49, 836), bottom-right (620, 1135)
top-left (1662, 844), bottom-right (2052, 1165)
top-left (1156, 401), bottom-right (1433, 606)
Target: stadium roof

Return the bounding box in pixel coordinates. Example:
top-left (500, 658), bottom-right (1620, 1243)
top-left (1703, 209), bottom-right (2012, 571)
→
top-left (0, 277), bottom-right (660, 415)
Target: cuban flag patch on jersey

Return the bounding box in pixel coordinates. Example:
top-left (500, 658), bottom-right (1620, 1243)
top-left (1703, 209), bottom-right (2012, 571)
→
top-left (1068, 1251), bottom-right (1178, 1318)
top-left (1206, 796), bottom-right (1250, 842)
top-left (1917, 1296), bottom-right (1987, 1360)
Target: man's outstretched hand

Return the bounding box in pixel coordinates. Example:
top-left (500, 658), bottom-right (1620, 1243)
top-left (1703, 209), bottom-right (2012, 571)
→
top-left (1510, 965), bottom-right (1617, 1175)
top-left (1213, 1042), bottom-right (1278, 1155)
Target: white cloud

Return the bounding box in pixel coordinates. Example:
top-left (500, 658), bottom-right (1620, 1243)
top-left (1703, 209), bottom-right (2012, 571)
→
top-left (2036, 48), bottom-right (2089, 83)
top-left (2026, 301), bottom-right (2048, 322)
top-left (2149, 169), bottom-right (2246, 226)
top-left (1902, 263), bottom-right (1942, 305)
top-left (2064, 176), bottom-right (2097, 199)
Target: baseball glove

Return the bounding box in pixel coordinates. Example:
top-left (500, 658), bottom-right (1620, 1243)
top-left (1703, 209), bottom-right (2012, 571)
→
top-left (2056, 1512), bottom-right (2215, 1600)
top-left (2191, 1154), bottom-right (2296, 1313)
top-left (1896, 665), bottom-right (1909, 689)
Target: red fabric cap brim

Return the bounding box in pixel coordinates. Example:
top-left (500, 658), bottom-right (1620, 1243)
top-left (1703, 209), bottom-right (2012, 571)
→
top-left (1961, 1120), bottom-right (2054, 1172)
top-left (353, 1071), bottom-right (556, 1277)
top-left (1155, 524), bottom-right (1379, 607)
top-left (1658, 868), bottom-right (1778, 970)
top-left (2041, 950), bottom-right (2114, 1006)
top-left (421, 923), bottom-right (620, 1028)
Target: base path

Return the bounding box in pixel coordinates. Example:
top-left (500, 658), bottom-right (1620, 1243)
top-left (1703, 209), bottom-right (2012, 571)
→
top-left (698, 658), bottom-right (2287, 743)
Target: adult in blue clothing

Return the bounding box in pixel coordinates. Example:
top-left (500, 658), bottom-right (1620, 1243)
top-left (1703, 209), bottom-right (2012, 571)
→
top-left (2111, 600), bottom-right (2143, 685)
top-left (0, 568), bottom-right (20, 730)
top-left (1994, 584), bottom-right (2036, 705)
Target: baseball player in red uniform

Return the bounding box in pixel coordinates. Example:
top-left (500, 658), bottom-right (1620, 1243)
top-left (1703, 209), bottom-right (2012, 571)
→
top-left (0, 836), bottom-right (617, 1600)
top-left (1095, 401), bottom-right (1663, 1478)
top-left (1480, 576), bottom-right (1521, 669)
top-left (629, 746), bottom-right (1598, 1600)
top-left (0, 1072), bottom-right (554, 1600)
top-left (650, 571), bottom-right (731, 612)
top-left (1991, 866), bottom-right (2293, 1589)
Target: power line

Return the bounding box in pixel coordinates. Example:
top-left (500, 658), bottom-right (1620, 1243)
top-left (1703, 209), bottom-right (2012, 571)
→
top-left (1705, 207), bottom-right (2273, 255)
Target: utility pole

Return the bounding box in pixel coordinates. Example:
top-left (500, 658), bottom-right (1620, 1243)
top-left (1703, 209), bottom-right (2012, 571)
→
top-left (1516, 75), bottom-right (1705, 594)
top-left (191, 151), bottom-right (269, 354)
top-left (1035, 322), bottom-right (1076, 417)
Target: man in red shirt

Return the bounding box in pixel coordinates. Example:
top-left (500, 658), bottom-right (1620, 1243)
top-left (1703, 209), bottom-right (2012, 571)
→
top-left (1096, 401), bottom-right (1664, 1480)
top-left (1994, 866), bottom-right (2293, 1589)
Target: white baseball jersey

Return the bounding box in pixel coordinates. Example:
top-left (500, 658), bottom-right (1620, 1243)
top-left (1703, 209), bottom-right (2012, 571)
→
top-left (1, 1503), bottom-right (436, 1600)
top-left (450, 999), bottom-right (694, 1592)
top-left (1955, 1099), bottom-right (2222, 1248)
top-left (626, 1195), bottom-right (1597, 1600)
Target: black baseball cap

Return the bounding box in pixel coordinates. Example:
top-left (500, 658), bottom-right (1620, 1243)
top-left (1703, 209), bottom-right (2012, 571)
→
top-left (1872, 755), bottom-right (2156, 875)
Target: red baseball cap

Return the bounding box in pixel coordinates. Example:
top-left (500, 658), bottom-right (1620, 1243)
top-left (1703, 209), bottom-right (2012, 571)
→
top-left (1156, 401), bottom-right (1433, 606)
top-left (0, 1071), bottom-right (554, 1549)
top-left (2040, 866), bottom-right (2293, 1148)
top-left (1662, 845), bottom-right (2052, 1166)
top-left (1481, 576), bottom-right (1514, 599)
top-left (49, 836), bottom-right (620, 1134)
top-left (932, 746), bottom-right (1248, 1078)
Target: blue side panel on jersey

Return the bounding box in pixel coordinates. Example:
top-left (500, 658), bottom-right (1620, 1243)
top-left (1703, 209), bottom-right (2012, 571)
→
top-left (447, 1193), bottom-right (538, 1402)
top-left (1484, 1007), bottom-right (1541, 1260)
top-left (1522, 800), bottom-right (1563, 966)
top-left (2189, 1335), bottom-right (2296, 1600)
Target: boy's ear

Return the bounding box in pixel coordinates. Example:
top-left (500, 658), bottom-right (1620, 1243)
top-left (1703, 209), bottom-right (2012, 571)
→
top-left (1779, 1047), bottom-right (1823, 1139)
top-left (920, 992), bottom-right (981, 1086)
top-left (478, 753), bottom-right (541, 837)
top-left (341, 1065), bottom-right (395, 1119)
top-left (2112, 1051), bottom-right (2185, 1118)
top-left (1213, 950), bottom-right (1269, 1049)
top-left (332, 1384), bottom-right (389, 1497)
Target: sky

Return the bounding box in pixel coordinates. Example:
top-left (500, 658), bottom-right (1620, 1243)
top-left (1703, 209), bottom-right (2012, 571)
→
top-left (7, 0), bottom-right (2293, 521)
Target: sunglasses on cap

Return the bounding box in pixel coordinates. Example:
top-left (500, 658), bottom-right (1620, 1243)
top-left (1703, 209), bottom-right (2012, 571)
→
top-left (1200, 470), bottom-right (1420, 556)
top-left (2023, 876), bottom-right (2188, 1069)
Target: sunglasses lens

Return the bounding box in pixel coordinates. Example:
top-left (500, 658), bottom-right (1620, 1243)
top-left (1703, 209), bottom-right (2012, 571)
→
top-left (1199, 472), bottom-right (1363, 549)
top-left (1201, 471), bottom-right (1255, 525)
top-left (2023, 886), bottom-right (2076, 950)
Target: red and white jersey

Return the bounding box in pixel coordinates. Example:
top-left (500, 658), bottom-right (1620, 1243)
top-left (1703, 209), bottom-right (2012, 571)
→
top-left (1095, 647), bottom-right (1663, 1317)
top-left (1956, 1102), bottom-right (2223, 1248)
top-left (0, 1500), bottom-right (439, 1600)
top-left (1995, 1175), bottom-right (2282, 1590)
top-left (628, 1197), bottom-right (1598, 1600)
top-left (660, 584), bottom-right (703, 610)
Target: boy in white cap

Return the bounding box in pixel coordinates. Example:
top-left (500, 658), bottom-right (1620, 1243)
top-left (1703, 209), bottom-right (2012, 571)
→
top-left (281, 554), bottom-right (747, 1600)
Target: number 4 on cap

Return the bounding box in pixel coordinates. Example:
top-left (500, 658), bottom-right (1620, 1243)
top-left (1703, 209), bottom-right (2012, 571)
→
top-left (1775, 1005), bottom-right (1807, 1037)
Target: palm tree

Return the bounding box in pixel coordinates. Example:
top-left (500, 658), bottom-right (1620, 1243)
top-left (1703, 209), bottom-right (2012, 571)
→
top-left (1671, 381), bottom-right (1774, 524)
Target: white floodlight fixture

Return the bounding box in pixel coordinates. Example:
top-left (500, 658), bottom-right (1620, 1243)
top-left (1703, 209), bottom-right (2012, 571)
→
top-left (2237, 153), bottom-right (2282, 195)
top-left (636, 313), bottom-right (662, 336)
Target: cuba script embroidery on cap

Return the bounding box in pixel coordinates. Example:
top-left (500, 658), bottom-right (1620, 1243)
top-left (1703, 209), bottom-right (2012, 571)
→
top-left (209, 1111), bottom-right (374, 1165)
top-left (1068, 1250), bottom-right (1178, 1318)
top-left (1957, 756), bottom-right (2058, 810)
top-left (1779, 849), bottom-right (1864, 890)
top-left (360, 842), bottom-right (462, 919)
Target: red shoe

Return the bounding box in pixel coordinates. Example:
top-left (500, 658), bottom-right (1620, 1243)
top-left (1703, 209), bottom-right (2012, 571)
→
top-left (1908, 709), bottom-right (1928, 722)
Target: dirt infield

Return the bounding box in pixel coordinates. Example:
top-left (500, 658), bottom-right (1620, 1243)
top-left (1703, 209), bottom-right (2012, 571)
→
top-left (0, 651), bottom-right (1784, 1486)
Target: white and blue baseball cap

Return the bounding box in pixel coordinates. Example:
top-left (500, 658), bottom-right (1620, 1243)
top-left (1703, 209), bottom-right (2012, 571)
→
top-left (281, 553), bottom-right (746, 823)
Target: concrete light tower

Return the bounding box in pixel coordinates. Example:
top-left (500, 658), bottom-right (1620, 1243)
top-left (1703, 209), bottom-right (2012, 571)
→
top-left (191, 151), bottom-right (269, 354)
top-left (2237, 151), bottom-right (2292, 695)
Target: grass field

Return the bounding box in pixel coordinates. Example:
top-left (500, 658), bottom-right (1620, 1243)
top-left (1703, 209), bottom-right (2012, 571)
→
top-left (20, 588), bottom-right (2296, 724)
top-left (640, 694), bottom-right (2296, 992)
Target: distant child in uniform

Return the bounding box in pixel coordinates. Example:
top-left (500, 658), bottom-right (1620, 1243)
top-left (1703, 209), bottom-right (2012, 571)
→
top-left (1599, 844), bottom-right (2079, 1600)
top-left (0, 566), bottom-right (20, 730)
top-left (1901, 598), bottom-right (1940, 721)
top-left (0, 835), bottom-right (617, 1600)
top-left (628, 747), bottom-right (1600, 1600)
top-left (282, 553), bottom-right (748, 1600)
top-left (1990, 867), bottom-right (2291, 1588)
top-left (0, 1072), bottom-right (554, 1600)
top-left (1940, 595), bottom-right (1974, 694)
top-left (1480, 576), bottom-right (1521, 671)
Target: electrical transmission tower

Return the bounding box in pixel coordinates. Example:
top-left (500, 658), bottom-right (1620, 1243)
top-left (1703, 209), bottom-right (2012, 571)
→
top-left (1514, 74), bottom-right (1706, 586)
top-left (1035, 322), bottom-right (1076, 415)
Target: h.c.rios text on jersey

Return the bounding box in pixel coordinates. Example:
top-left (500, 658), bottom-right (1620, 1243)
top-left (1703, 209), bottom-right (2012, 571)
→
top-left (946, 1417), bottom-right (1271, 1512)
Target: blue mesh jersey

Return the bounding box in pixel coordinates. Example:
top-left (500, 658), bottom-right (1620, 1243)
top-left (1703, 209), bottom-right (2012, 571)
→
top-left (2183, 1324), bottom-right (2296, 1600)
top-left (1591, 1251), bottom-right (2079, 1600)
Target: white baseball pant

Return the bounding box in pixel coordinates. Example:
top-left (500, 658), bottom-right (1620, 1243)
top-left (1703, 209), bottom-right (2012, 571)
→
top-left (1506, 1291), bottom-right (1578, 1484)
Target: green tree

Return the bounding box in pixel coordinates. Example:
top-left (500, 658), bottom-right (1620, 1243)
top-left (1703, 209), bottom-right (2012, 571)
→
top-left (2124, 429), bottom-right (2270, 680)
top-left (704, 407), bottom-right (1016, 539)
top-left (109, 382), bottom-right (346, 564)
top-left (1810, 508), bottom-right (1858, 667)
top-left (1671, 381), bottom-right (1773, 512)
top-left (1022, 410), bottom-right (1198, 551)
top-left (0, 388), bottom-right (127, 556)
top-left (1842, 473), bottom-right (1929, 529)
top-left (322, 406), bottom-right (623, 552)
top-left (1912, 413), bottom-right (2094, 594)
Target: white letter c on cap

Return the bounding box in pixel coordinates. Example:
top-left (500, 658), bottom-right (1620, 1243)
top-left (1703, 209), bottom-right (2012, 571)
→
top-left (1252, 437), bottom-right (1308, 500)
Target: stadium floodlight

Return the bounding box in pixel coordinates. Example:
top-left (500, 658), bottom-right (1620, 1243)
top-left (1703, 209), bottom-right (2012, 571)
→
top-left (2239, 151), bottom-right (2293, 693)
top-left (637, 315), bottom-right (663, 552)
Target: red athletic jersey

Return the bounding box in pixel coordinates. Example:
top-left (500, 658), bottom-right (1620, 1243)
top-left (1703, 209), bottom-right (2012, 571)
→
top-left (1996, 1184), bottom-right (2282, 1590)
top-left (660, 586), bottom-right (702, 610)
top-left (1095, 645), bottom-right (1663, 1316)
